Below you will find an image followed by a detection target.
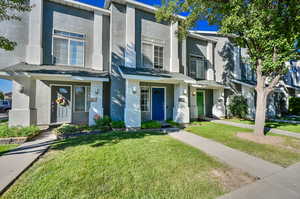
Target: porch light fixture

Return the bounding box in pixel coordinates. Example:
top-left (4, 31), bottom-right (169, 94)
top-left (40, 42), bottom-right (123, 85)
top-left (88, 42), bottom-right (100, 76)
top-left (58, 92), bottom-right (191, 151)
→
top-left (183, 89), bottom-right (187, 95)
top-left (95, 88), bottom-right (99, 95)
top-left (192, 91), bottom-right (196, 96)
top-left (132, 86), bottom-right (137, 94)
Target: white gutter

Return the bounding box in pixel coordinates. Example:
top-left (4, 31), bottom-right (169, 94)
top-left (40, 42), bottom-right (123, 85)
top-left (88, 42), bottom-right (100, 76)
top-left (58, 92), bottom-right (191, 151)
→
top-left (188, 32), bottom-right (218, 43)
top-left (105, 0), bottom-right (185, 19)
top-left (231, 79), bottom-right (256, 88)
top-left (49, 0), bottom-right (111, 15)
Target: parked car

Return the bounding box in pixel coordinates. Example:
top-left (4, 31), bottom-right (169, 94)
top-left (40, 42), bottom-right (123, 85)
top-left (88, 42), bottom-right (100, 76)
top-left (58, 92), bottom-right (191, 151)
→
top-left (0, 100), bottom-right (11, 113)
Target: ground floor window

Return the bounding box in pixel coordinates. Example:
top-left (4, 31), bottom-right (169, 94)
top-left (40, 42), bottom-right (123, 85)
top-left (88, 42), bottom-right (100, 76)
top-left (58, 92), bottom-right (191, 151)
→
top-left (141, 87), bottom-right (150, 112)
top-left (74, 86), bottom-right (90, 112)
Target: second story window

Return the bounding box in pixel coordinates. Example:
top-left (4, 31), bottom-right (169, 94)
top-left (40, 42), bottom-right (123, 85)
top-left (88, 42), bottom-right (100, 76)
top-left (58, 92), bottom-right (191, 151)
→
top-left (190, 56), bottom-right (207, 80)
top-left (142, 42), bottom-right (164, 69)
top-left (53, 30), bottom-right (85, 67)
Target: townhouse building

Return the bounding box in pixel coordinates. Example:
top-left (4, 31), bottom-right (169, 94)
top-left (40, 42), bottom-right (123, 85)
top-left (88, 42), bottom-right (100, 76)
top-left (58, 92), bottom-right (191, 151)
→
top-left (0, 0), bottom-right (298, 128)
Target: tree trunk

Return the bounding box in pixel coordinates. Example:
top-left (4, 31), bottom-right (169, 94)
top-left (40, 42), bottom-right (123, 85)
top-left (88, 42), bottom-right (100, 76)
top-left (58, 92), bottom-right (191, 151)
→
top-left (254, 88), bottom-right (268, 136)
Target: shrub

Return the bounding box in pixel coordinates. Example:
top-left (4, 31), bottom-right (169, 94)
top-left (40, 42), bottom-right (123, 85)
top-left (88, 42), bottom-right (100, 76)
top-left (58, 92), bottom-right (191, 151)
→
top-left (0, 123), bottom-right (40, 138)
top-left (228, 95), bottom-right (248, 119)
top-left (141, 120), bottom-right (162, 129)
top-left (111, 121), bottom-right (125, 129)
top-left (289, 97), bottom-right (300, 115)
top-left (94, 115), bottom-right (111, 131)
top-left (166, 120), bottom-right (180, 128)
top-left (55, 124), bottom-right (78, 135)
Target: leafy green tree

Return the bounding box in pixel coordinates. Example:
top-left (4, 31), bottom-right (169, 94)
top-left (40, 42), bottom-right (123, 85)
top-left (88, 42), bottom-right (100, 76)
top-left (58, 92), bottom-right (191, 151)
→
top-left (0, 0), bottom-right (32, 51)
top-left (156, 0), bottom-right (300, 136)
top-left (0, 91), bottom-right (4, 100)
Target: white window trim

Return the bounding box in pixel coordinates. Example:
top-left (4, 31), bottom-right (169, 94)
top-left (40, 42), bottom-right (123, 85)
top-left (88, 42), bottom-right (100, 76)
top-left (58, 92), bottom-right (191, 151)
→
top-left (140, 86), bottom-right (150, 112)
top-left (190, 55), bottom-right (206, 80)
top-left (141, 41), bottom-right (164, 70)
top-left (52, 29), bottom-right (85, 67)
top-left (73, 86), bottom-right (91, 113)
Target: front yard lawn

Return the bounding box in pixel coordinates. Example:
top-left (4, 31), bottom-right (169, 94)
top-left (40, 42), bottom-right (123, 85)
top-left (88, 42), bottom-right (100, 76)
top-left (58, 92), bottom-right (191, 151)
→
top-left (186, 122), bottom-right (300, 167)
top-left (2, 131), bottom-right (253, 199)
top-left (0, 122), bottom-right (40, 138)
top-left (0, 144), bottom-right (19, 156)
top-left (226, 118), bottom-right (300, 133)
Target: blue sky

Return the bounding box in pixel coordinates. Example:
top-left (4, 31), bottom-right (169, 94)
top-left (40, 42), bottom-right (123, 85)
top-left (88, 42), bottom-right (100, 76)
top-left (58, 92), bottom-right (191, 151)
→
top-left (0, 0), bottom-right (218, 93)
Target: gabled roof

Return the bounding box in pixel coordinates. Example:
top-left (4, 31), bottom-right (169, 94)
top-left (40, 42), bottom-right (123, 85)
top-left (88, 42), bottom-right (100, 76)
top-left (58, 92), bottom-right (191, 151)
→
top-left (0, 62), bottom-right (109, 79)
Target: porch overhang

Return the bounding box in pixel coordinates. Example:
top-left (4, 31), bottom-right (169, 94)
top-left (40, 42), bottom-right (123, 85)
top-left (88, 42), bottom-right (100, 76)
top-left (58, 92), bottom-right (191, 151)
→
top-left (191, 80), bottom-right (225, 89)
top-left (0, 62), bottom-right (109, 82)
top-left (118, 66), bottom-right (196, 84)
top-left (231, 79), bottom-right (256, 88)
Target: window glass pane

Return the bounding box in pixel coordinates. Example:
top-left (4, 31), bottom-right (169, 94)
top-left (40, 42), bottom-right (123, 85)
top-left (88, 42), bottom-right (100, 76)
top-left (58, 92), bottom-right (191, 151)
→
top-left (75, 87), bottom-right (86, 112)
top-left (70, 40), bottom-right (84, 66)
top-left (53, 38), bottom-right (68, 65)
top-left (142, 43), bottom-right (153, 68)
top-left (140, 87), bottom-right (149, 112)
top-left (197, 60), bottom-right (206, 80)
top-left (190, 59), bottom-right (197, 79)
top-left (86, 87), bottom-right (91, 112)
top-left (154, 46), bottom-right (163, 69)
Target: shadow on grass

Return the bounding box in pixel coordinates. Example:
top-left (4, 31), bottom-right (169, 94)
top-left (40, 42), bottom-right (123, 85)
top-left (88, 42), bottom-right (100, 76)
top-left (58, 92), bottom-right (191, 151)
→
top-left (52, 131), bottom-right (166, 151)
top-left (235, 119), bottom-right (300, 134)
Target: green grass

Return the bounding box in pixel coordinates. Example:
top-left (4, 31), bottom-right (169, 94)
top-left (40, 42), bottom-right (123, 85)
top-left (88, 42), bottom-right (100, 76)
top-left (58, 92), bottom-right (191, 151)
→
top-left (2, 131), bottom-right (237, 199)
top-left (226, 118), bottom-right (300, 133)
top-left (186, 122), bottom-right (300, 167)
top-left (0, 122), bottom-right (40, 138)
top-left (0, 144), bottom-right (19, 156)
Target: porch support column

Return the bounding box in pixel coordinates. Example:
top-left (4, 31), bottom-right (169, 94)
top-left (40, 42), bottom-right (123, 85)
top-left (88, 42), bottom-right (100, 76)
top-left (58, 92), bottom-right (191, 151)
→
top-left (125, 4), bottom-right (136, 68)
top-left (267, 93), bottom-right (276, 118)
top-left (9, 78), bottom-right (37, 127)
top-left (92, 11), bottom-right (103, 70)
top-left (170, 22), bottom-right (179, 72)
top-left (89, 81), bottom-right (103, 126)
top-left (296, 90), bottom-right (300, 97)
top-left (206, 41), bottom-right (214, 80)
top-left (189, 86), bottom-right (198, 120)
top-left (125, 79), bottom-right (141, 128)
top-left (241, 85), bottom-right (255, 119)
top-left (26, 0), bottom-right (43, 65)
top-left (212, 89), bottom-right (225, 118)
top-left (173, 82), bottom-right (190, 123)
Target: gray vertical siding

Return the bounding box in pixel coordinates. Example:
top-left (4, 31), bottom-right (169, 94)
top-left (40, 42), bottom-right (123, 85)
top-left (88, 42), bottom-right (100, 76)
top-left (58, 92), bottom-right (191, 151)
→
top-left (135, 9), bottom-right (171, 71)
top-left (0, 11), bottom-right (29, 68)
top-left (110, 3), bottom-right (126, 121)
top-left (140, 82), bottom-right (174, 121)
top-left (102, 15), bottom-right (111, 71)
top-left (43, 1), bottom-right (94, 67)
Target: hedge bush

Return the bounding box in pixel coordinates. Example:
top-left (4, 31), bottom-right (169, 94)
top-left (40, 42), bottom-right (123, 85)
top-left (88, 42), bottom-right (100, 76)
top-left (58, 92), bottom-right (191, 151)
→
top-left (141, 120), bottom-right (162, 129)
top-left (0, 123), bottom-right (40, 138)
top-left (111, 121), bottom-right (125, 129)
top-left (228, 95), bottom-right (248, 119)
top-left (289, 97), bottom-right (300, 115)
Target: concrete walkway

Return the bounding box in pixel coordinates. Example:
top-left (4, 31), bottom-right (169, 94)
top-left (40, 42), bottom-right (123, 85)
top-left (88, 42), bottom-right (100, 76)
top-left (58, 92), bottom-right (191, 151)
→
top-left (0, 131), bottom-right (56, 194)
top-left (219, 162), bottom-right (300, 199)
top-left (169, 130), bottom-right (283, 179)
top-left (212, 119), bottom-right (300, 139)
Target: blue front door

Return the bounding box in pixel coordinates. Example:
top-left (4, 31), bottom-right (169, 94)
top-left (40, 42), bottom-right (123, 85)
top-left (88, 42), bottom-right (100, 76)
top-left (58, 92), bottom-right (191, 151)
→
top-left (152, 88), bottom-right (165, 121)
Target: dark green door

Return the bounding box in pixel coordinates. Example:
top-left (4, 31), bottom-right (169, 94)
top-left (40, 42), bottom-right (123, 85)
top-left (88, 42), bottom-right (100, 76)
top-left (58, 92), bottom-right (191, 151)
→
top-left (197, 91), bottom-right (205, 118)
